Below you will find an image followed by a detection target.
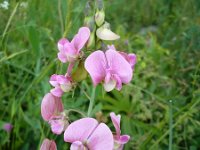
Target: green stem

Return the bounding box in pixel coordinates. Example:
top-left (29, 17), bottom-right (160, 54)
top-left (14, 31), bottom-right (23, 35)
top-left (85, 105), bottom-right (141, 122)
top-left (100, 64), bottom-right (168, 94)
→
top-left (87, 87), bottom-right (96, 117)
top-left (66, 109), bottom-right (86, 117)
top-left (169, 100), bottom-right (173, 150)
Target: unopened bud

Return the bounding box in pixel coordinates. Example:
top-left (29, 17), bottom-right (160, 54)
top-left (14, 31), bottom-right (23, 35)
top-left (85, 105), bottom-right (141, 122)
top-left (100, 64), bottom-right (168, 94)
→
top-left (95, 9), bottom-right (105, 26)
top-left (72, 61), bottom-right (88, 82)
top-left (96, 22), bottom-right (120, 41)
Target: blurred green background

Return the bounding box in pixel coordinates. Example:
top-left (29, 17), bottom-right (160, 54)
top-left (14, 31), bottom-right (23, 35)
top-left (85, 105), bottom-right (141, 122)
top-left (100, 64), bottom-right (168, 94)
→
top-left (0, 0), bottom-right (200, 149)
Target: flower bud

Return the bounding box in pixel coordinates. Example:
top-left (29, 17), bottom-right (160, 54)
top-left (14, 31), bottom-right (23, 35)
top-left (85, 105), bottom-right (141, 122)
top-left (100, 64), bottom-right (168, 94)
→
top-left (41, 93), bottom-right (63, 121)
top-left (96, 22), bottom-right (120, 41)
top-left (95, 9), bottom-right (105, 26)
top-left (72, 61), bottom-right (88, 82)
top-left (40, 139), bottom-right (57, 150)
top-left (3, 123), bottom-right (13, 132)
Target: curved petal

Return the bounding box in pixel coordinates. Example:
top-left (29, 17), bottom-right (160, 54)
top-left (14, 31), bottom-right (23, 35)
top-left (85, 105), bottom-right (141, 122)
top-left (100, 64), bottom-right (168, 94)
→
top-left (87, 123), bottom-right (114, 150)
top-left (70, 141), bottom-right (86, 150)
top-left (84, 50), bottom-right (107, 86)
top-left (96, 27), bottom-right (120, 41)
top-left (50, 87), bottom-right (63, 97)
top-left (41, 93), bottom-right (63, 121)
top-left (58, 52), bottom-right (67, 63)
top-left (40, 139), bottom-right (57, 150)
top-left (105, 50), bottom-right (132, 84)
top-left (71, 27), bottom-right (90, 51)
top-left (110, 112), bottom-right (121, 137)
top-left (49, 74), bottom-right (59, 87)
top-left (117, 135), bottom-right (130, 144)
top-left (113, 74), bottom-right (122, 91)
top-left (128, 53), bottom-right (137, 68)
top-left (57, 38), bottom-right (69, 52)
top-left (64, 118), bottom-right (98, 143)
top-left (49, 119), bottom-right (65, 135)
top-left (103, 79), bottom-right (116, 92)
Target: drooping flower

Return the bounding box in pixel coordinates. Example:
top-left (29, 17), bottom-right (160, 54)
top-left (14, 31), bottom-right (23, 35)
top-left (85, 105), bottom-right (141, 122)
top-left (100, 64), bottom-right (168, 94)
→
top-left (110, 112), bottom-right (130, 150)
top-left (64, 118), bottom-right (114, 150)
top-left (96, 23), bottom-right (120, 40)
top-left (41, 93), bottom-right (68, 135)
top-left (85, 49), bottom-right (133, 92)
top-left (3, 123), bottom-right (13, 132)
top-left (49, 74), bottom-right (73, 97)
top-left (107, 45), bottom-right (137, 69)
top-left (57, 27), bottom-right (90, 63)
top-left (40, 138), bottom-right (57, 150)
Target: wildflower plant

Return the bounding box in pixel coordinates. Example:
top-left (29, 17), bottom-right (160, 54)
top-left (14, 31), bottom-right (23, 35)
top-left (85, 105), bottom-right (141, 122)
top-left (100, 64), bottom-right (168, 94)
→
top-left (40, 0), bottom-right (136, 149)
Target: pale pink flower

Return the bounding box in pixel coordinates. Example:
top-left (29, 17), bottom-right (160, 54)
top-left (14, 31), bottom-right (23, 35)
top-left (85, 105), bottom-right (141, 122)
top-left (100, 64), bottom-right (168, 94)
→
top-left (110, 112), bottom-right (130, 150)
top-left (41, 93), bottom-right (67, 135)
top-left (57, 27), bottom-right (90, 63)
top-left (40, 138), bottom-right (57, 150)
top-left (64, 118), bottom-right (114, 150)
top-left (49, 74), bottom-right (72, 97)
top-left (3, 123), bottom-right (13, 132)
top-left (85, 49), bottom-right (133, 92)
top-left (107, 45), bottom-right (137, 69)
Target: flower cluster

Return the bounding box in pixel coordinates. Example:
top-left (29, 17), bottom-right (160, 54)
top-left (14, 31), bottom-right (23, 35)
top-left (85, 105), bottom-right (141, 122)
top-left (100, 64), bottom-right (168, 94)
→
top-left (40, 1), bottom-right (136, 149)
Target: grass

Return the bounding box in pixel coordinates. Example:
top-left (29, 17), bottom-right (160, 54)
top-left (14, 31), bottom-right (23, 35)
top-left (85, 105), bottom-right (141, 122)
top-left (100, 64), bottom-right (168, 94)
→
top-left (0, 0), bottom-right (200, 149)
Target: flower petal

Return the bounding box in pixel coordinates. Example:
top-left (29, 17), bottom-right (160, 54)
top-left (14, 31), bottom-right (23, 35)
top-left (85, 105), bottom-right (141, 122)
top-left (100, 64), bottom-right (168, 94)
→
top-left (87, 123), bottom-right (114, 150)
top-left (49, 74), bottom-right (59, 87)
top-left (105, 50), bottom-right (132, 84)
top-left (58, 52), bottom-right (67, 63)
top-left (71, 27), bottom-right (90, 51)
top-left (40, 138), bottom-right (57, 150)
top-left (57, 38), bottom-right (69, 52)
top-left (50, 87), bottom-right (63, 97)
top-left (85, 50), bottom-right (107, 86)
top-left (96, 27), bottom-right (120, 41)
top-left (117, 135), bottom-right (130, 144)
top-left (110, 112), bottom-right (121, 137)
top-left (70, 141), bottom-right (86, 150)
top-left (49, 119), bottom-right (65, 135)
top-left (103, 78), bottom-right (116, 92)
top-left (64, 118), bottom-right (98, 143)
top-left (41, 93), bottom-right (63, 121)
top-left (128, 54), bottom-right (137, 68)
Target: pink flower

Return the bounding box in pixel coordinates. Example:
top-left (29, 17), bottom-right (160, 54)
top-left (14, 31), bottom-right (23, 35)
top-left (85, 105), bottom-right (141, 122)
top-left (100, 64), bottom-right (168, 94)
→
top-left (108, 45), bottom-right (137, 69)
top-left (40, 138), bottom-right (57, 150)
top-left (57, 27), bottom-right (90, 63)
top-left (41, 93), bottom-right (68, 134)
top-left (64, 118), bottom-right (114, 150)
top-left (110, 112), bottom-right (130, 150)
top-left (3, 123), bottom-right (13, 132)
top-left (84, 49), bottom-right (133, 92)
top-left (49, 74), bottom-right (73, 97)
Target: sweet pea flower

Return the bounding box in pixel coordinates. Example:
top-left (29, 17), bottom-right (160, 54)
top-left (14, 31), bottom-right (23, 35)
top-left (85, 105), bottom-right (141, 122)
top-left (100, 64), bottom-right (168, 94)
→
top-left (57, 27), bottom-right (90, 63)
top-left (110, 112), bottom-right (130, 150)
top-left (64, 118), bottom-right (114, 150)
top-left (41, 93), bottom-right (68, 135)
top-left (3, 123), bottom-right (13, 132)
top-left (85, 49), bottom-right (133, 92)
top-left (40, 138), bottom-right (57, 150)
top-left (49, 74), bottom-right (73, 97)
top-left (107, 45), bottom-right (137, 69)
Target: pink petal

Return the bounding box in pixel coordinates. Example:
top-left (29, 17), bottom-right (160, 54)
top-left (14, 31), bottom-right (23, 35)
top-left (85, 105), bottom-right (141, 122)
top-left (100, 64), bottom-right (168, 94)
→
top-left (87, 123), bottom-right (114, 150)
top-left (50, 87), bottom-right (63, 97)
top-left (128, 54), bottom-right (137, 68)
top-left (70, 141), bottom-right (86, 150)
top-left (71, 27), bottom-right (90, 51)
top-left (56, 75), bottom-right (68, 84)
top-left (64, 118), bottom-right (98, 143)
top-left (103, 78), bottom-right (116, 92)
top-left (117, 135), bottom-right (130, 144)
top-left (49, 119), bottom-right (65, 135)
top-left (40, 138), bottom-right (57, 150)
top-left (113, 74), bottom-right (122, 91)
top-left (84, 50), bottom-right (107, 86)
top-left (105, 50), bottom-right (132, 84)
top-left (110, 112), bottom-right (121, 137)
top-left (58, 52), bottom-right (67, 63)
top-left (57, 38), bottom-right (69, 52)
top-left (41, 93), bottom-right (63, 121)
top-left (49, 74), bottom-right (59, 87)
top-left (107, 45), bottom-right (116, 50)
